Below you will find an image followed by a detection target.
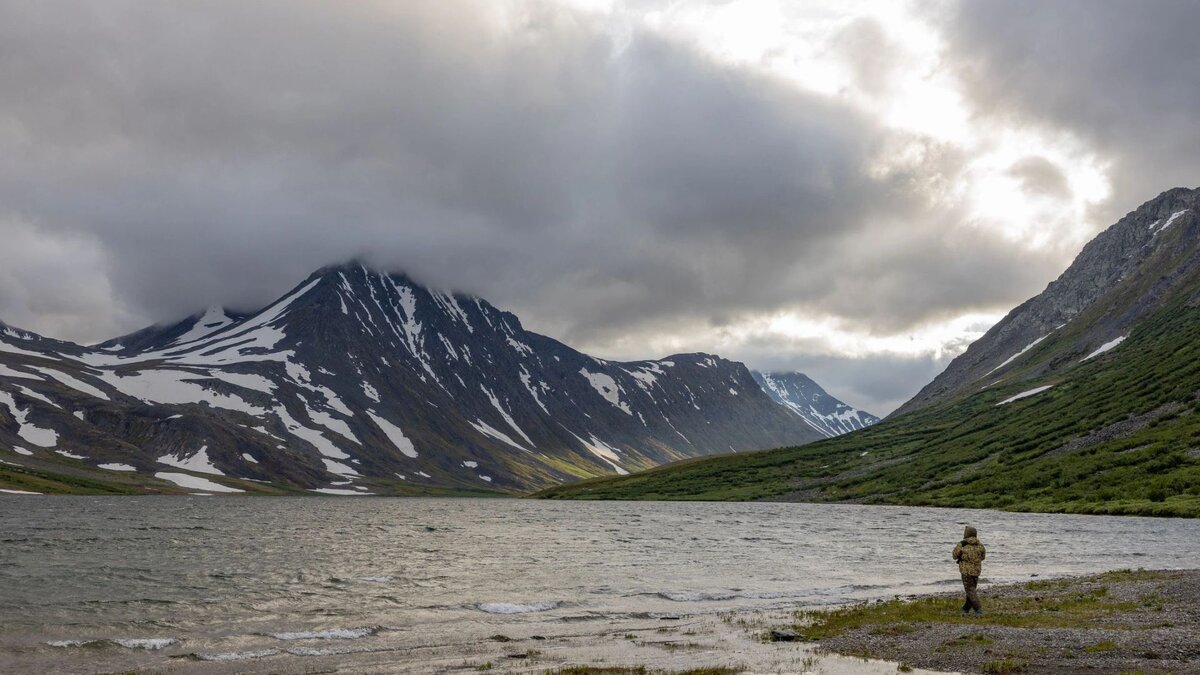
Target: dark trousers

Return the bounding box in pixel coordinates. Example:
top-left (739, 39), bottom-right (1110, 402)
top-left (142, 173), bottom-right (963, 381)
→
top-left (961, 574), bottom-right (982, 611)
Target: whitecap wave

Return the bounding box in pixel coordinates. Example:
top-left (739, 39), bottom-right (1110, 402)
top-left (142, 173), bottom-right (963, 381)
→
top-left (285, 645), bottom-right (356, 656)
top-left (45, 640), bottom-right (94, 648)
top-left (194, 648), bottom-right (280, 661)
top-left (268, 627), bottom-right (377, 640)
top-left (657, 591), bottom-right (736, 602)
top-left (477, 601), bottom-right (558, 614)
top-left (113, 638), bottom-right (178, 650)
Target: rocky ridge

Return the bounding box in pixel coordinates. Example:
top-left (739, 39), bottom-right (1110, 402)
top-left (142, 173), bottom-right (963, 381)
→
top-left (0, 263), bottom-right (831, 494)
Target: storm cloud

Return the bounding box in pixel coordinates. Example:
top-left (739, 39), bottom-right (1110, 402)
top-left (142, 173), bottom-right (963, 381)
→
top-left (943, 0), bottom-right (1200, 224)
top-left (1, 0), bottom-right (1193, 413)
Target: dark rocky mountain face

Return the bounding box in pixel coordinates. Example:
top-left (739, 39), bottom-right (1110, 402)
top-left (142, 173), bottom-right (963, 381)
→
top-left (895, 187), bottom-right (1200, 417)
top-left (751, 371), bottom-right (878, 437)
top-left (0, 264), bottom-right (823, 494)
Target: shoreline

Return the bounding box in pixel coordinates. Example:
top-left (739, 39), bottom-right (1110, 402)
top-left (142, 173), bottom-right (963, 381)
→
top-left (7, 571), bottom-right (1198, 674)
top-left (788, 568), bottom-right (1200, 674)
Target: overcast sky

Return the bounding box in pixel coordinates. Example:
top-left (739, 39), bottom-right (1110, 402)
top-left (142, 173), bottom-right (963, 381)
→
top-left (2, 0), bottom-right (1198, 414)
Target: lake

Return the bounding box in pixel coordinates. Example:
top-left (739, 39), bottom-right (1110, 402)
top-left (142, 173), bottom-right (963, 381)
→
top-left (2, 497), bottom-right (1198, 673)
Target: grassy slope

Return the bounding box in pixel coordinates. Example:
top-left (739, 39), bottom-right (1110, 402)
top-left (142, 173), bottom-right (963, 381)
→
top-left (535, 284), bottom-right (1200, 517)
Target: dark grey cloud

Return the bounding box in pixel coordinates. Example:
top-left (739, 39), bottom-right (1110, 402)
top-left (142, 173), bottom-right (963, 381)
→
top-left (944, 0), bottom-right (1200, 220)
top-left (0, 0), bottom-right (1109, 414)
top-left (1007, 156), bottom-right (1071, 200)
top-left (832, 17), bottom-right (900, 97)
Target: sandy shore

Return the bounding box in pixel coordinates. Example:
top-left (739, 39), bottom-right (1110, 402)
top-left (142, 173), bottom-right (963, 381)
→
top-left (798, 569), bottom-right (1200, 674)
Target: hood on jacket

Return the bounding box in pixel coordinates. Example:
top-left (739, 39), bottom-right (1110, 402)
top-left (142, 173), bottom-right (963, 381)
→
top-left (963, 525), bottom-right (978, 539)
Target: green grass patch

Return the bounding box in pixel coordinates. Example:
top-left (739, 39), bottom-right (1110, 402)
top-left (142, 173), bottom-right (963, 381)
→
top-left (542, 662), bottom-right (739, 667)
top-left (941, 633), bottom-right (994, 649)
top-left (794, 588), bottom-right (1144, 640)
top-left (980, 659), bottom-right (1027, 674)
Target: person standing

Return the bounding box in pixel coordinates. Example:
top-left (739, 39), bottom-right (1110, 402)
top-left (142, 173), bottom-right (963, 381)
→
top-left (953, 525), bottom-right (986, 616)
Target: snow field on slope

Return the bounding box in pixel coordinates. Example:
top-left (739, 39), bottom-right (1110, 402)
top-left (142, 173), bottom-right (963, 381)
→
top-left (0, 389), bottom-right (58, 447)
top-left (1083, 336), bottom-right (1127, 361)
top-left (996, 385), bottom-right (1054, 406)
top-left (157, 446), bottom-right (224, 475)
top-left (154, 472), bottom-right (243, 493)
top-left (579, 368), bottom-right (632, 415)
top-left (365, 411), bottom-right (417, 458)
top-left (469, 420), bottom-right (528, 452)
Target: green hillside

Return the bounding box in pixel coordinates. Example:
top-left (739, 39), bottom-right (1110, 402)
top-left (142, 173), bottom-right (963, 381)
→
top-left (534, 284), bottom-right (1200, 517)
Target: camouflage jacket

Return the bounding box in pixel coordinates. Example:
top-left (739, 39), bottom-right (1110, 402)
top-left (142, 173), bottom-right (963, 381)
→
top-left (953, 536), bottom-right (986, 576)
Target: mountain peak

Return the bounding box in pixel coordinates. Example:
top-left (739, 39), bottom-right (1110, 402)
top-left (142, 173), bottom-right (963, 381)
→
top-left (894, 186), bottom-right (1200, 416)
top-left (1, 261), bottom-right (832, 494)
top-left (752, 370), bottom-right (878, 437)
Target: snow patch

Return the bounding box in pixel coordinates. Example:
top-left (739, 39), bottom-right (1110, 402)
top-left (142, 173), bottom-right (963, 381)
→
top-left (310, 488), bottom-right (374, 496)
top-left (154, 472), bottom-right (243, 493)
top-left (157, 446), bottom-right (224, 475)
top-left (170, 307), bottom-right (235, 346)
top-left (0, 363), bottom-right (40, 380)
top-left (469, 419), bottom-right (529, 452)
top-left (15, 385), bottom-right (57, 408)
top-left (579, 369), bottom-right (632, 415)
top-left (366, 411), bottom-right (418, 458)
top-left (321, 458), bottom-right (360, 477)
top-left (96, 369), bottom-right (266, 415)
top-left (274, 406), bottom-right (350, 460)
top-left (480, 386), bottom-right (535, 447)
top-left (518, 368), bottom-right (549, 413)
top-left (570, 432), bottom-right (628, 475)
top-left (1083, 336), bottom-right (1127, 361)
top-left (30, 368), bottom-right (110, 401)
top-left (99, 463), bottom-right (137, 472)
top-left (996, 385), bottom-right (1054, 406)
top-left (987, 334), bottom-right (1051, 376)
top-left (1151, 209), bottom-right (1189, 234)
top-left (0, 390), bottom-right (57, 447)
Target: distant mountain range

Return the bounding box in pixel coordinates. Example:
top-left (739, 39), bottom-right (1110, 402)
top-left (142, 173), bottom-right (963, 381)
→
top-left (538, 187), bottom-right (1200, 518)
top-left (0, 263), bottom-right (874, 495)
top-left (752, 371), bottom-right (879, 437)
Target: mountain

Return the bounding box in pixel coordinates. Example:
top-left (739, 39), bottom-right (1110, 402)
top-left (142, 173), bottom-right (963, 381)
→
top-left (751, 371), bottom-right (878, 437)
top-left (0, 263), bottom-right (824, 495)
top-left (895, 186), bottom-right (1200, 416)
top-left (537, 187), bottom-right (1200, 517)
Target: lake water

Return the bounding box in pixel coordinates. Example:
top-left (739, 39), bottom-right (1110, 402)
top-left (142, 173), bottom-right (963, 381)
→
top-left (2, 497), bottom-right (1199, 673)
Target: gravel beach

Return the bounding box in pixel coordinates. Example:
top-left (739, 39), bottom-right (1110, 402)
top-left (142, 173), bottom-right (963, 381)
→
top-left (804, 569), bottom-right (1200, 674)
